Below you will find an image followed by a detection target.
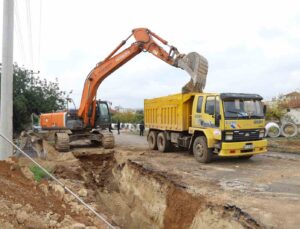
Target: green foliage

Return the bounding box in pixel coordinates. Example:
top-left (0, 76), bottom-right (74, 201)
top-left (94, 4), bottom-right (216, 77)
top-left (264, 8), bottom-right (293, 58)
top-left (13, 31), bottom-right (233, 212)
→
top-left (265, 94), bottom-right (287, 121)
top-left (265, 105), bottom-right (285, 121)
top-left (29, 165), bottom-right (49, 182)
top-left (0, 64), bottom-right (66, 132)
top-left (111, 109), bottom-right (144, 123)
top-left (133, 109), bottom-right (144, 123)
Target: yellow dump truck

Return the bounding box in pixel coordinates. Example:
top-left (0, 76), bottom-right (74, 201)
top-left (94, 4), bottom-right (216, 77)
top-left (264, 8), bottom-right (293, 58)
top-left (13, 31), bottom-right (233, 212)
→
top-left (144, 92), bottom-right (267, 163)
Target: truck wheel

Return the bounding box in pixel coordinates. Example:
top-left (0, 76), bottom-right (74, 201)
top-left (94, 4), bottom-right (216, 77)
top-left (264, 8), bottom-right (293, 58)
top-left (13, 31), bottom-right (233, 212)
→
top-left (157, 132), bottom-right (171, 152)
top-left (193, 136), bottom-right (212, 163)
top-left (148, 131), bottom-right (158, 150)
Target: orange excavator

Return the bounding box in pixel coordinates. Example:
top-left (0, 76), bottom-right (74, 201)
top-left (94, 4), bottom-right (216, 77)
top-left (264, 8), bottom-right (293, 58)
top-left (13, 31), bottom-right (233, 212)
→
top-left (38, 28), bottom-right (208, 151)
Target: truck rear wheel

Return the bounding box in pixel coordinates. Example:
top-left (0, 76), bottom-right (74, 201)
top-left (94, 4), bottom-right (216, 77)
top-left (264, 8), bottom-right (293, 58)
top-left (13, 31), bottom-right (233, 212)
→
top-left (157, 132), bottom-right (171, 152)
top-left (148, 131), bottom-right (158, 150)
top-left (193, 136), bottom-right (212, 163)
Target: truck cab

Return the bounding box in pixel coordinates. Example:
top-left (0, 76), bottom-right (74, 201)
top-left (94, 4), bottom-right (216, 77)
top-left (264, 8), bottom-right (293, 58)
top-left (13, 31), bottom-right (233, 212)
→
top-left (190, 93), bottom-right (267, 161)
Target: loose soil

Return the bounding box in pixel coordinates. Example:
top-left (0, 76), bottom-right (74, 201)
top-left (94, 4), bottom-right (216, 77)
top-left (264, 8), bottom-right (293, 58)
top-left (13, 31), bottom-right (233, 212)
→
top-left (0, 131), bottom-right (299, 228)
top-left (267, 136), bottom-right (300, 153)
top-left (0, 158), bottom-right (107, 228)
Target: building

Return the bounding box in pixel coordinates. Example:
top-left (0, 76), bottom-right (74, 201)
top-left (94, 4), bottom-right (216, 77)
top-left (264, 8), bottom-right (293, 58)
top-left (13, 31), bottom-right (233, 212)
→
top-left (283, 91), bottom-right (300, 102)
top-left (282, 91), bottom-right (300, 109)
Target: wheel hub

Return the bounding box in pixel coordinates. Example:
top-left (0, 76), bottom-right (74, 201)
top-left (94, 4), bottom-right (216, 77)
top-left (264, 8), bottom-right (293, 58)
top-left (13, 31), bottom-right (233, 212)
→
top-left (196, 144), bottom-right (204, 157)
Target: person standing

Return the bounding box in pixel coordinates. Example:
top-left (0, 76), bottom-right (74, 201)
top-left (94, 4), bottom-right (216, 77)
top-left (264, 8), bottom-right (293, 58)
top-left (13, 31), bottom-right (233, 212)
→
top-left (139, 121), bottom-right (145, 136)
top-left (117, 120), bottom-right (121, 135)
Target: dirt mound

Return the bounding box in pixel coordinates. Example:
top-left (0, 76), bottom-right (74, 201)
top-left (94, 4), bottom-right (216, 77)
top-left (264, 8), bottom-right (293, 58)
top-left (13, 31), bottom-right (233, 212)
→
top-left (0, 160), bottom-right (64, 215)
top-left (0, 159), bottom-right (102, 228)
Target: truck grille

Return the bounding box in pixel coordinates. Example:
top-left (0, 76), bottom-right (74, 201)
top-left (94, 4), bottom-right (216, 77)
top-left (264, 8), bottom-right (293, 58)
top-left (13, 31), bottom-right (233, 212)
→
top-left (223, 130), bottom-right (261, 142)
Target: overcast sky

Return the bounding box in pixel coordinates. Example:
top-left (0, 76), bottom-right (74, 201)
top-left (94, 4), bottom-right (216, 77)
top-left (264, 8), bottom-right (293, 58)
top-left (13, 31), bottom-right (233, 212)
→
top-left (1, 0), bottom-right (300, 108)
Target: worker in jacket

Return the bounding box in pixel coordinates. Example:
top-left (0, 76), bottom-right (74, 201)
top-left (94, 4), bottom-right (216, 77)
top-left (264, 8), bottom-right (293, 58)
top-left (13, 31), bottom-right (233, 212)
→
top-left (139, 121), bottom-right (145, 136)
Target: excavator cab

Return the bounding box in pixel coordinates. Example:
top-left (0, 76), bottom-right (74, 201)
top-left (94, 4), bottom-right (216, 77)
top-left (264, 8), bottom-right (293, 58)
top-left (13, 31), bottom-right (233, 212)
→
top-left (94, 101), bottom-right (112, 129)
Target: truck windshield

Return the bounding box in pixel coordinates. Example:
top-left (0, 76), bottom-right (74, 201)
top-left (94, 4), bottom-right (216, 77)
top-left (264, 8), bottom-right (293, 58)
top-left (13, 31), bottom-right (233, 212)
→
top-left (223, 99), bottom-right (264, 119)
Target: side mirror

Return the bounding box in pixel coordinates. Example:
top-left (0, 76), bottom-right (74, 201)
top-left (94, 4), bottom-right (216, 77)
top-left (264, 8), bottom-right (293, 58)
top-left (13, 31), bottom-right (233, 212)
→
top-left (215, 114), bottom-right (221, 127)
top-left (263, 105), bottom-right (267, 115)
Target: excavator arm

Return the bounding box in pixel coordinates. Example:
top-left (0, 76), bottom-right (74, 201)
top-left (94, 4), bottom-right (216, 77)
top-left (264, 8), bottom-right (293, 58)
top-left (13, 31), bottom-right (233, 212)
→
top-left (78, 28), bottom-right (208, 127)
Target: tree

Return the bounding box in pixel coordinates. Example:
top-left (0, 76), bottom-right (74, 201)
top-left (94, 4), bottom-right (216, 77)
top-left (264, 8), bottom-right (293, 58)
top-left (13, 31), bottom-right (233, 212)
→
top-left (265, 93), bottom-right (294, 122)
top-left (111, 109), bottom-right (144, 123)
top-left (1, 64), bottom-right (66, 132)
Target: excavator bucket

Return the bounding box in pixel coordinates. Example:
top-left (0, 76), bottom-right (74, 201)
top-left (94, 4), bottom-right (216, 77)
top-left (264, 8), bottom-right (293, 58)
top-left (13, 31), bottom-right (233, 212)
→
top-left (177, 52), bottom-right (208, 93)
top-left (18, 131), bottom-right (46, 159)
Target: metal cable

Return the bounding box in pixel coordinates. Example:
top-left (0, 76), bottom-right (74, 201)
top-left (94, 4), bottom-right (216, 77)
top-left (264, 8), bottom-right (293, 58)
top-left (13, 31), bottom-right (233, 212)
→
top-left (25, 0), bottom-right (33, 68)
top-left (37, 0), bottom-right (43, 70)
top-left (0, 133), bottom-right (116, 229)
top-left (14, 0), bottom-right (26, 66)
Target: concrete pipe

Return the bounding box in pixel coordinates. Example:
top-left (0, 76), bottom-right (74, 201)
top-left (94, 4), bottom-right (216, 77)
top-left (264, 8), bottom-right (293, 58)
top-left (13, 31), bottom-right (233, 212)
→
top-left (280, 122), bottom-right (298, 137)
top-left (265, 122), bottom-right (281, 138)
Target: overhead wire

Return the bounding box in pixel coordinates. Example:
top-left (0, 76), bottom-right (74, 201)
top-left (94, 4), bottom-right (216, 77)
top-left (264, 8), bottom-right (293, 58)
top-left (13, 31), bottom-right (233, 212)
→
top-left (37, 0), bottom-right (42, 71)
top-left (25, 0), bottom-right (33, 69)
top-left (14, 0), bottom-right (26, 66)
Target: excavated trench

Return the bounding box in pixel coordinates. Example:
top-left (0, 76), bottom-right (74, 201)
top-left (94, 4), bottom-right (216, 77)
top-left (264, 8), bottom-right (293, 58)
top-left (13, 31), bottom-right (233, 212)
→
top-left (55, 150), bottom-right (261, 229)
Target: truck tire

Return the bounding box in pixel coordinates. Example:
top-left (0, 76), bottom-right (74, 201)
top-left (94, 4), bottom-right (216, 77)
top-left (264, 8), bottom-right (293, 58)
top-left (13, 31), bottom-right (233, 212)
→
top-left (157, 132), bottom-right (171, 152)
top-left (193, 136), bottom-right (212, 163)
top-left (148, 131), bottom-right (158, 150)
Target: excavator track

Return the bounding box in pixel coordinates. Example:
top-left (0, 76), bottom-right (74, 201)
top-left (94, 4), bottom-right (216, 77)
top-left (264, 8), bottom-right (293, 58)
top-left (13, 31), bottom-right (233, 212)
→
top-left (55, 132), bottom-right (70, 152)
top-left (102, 132), bottom-right (115, 149)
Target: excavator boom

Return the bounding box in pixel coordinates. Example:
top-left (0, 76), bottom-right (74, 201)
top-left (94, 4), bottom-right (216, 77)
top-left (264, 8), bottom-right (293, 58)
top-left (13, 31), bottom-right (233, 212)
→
top-left (78, 28), bottom-right (208, 127)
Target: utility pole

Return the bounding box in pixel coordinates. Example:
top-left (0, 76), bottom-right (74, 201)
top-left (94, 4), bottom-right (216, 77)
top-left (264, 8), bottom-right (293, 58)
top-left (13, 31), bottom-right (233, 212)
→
top-left (0, 0), bottom-right (14, 159)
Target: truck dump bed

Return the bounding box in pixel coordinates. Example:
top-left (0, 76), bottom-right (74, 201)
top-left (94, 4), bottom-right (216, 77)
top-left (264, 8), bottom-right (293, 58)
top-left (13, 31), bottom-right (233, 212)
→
top-left (144, 93), bottom-right (195, 131)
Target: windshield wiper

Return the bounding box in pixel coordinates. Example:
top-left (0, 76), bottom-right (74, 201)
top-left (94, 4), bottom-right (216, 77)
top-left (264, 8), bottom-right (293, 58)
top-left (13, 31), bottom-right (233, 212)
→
top-left (226, 110), bottom-right (249, 119)
top-left (250, 115), bottom-right (264, 119)
top-left (226, 110), bottom-right (247, 116)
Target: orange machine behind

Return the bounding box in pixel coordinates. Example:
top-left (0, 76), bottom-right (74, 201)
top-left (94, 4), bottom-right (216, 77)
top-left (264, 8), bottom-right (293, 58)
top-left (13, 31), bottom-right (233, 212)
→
top-left (40, 112), bottom-right (67, 129)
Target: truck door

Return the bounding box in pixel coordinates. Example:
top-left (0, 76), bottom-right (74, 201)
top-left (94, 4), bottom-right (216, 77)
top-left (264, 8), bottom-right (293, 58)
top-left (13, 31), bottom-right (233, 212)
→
top-left (193, 96), bottom-right (220, 128)
top-left (193, 95), bottom-right (204, 127)
top-left (202, 96), bottom-right (216, 127)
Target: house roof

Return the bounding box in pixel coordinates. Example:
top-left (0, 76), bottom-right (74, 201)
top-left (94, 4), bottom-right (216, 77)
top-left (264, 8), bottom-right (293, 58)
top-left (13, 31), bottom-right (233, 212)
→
top-left (285, 91), bottom-right (300, 97)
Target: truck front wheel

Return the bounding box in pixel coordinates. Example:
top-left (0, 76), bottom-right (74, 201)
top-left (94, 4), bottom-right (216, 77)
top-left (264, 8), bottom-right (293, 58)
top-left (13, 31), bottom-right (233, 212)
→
top-left (148, 131), bottom-right (158, 150)
top-left (157, 132), bottom-right (171, 152)
top-left (193, 136), bottom-right (212, 163)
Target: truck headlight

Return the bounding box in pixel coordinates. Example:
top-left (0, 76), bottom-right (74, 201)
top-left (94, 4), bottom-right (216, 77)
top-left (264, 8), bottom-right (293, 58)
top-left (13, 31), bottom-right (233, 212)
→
top-left (259, 130), bottom-right (265, 138)
top-left (225, 132), bottom-right (233, 141)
